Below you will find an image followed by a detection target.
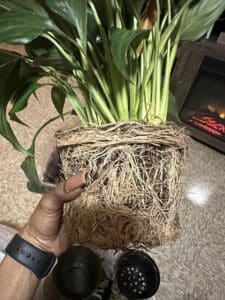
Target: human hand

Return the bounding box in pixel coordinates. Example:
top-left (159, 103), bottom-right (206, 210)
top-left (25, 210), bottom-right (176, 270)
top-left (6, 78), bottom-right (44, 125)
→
top-left (19, 172), bottom-right (87, 257)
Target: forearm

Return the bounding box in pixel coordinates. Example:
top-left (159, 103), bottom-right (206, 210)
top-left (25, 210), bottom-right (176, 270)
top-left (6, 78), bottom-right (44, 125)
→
top-left (0, 173), bottom-right (86, 300)
top-left (0, 255), bottom-right (39, 300)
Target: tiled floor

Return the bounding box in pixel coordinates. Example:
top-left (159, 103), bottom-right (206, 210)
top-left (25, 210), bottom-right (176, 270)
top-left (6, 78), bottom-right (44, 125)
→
top-left (151, 139), bottom-right (225, 299)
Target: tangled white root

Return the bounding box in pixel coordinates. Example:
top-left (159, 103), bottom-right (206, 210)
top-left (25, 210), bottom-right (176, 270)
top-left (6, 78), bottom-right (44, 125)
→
top-left (56, 122), bottom-right (188, 250)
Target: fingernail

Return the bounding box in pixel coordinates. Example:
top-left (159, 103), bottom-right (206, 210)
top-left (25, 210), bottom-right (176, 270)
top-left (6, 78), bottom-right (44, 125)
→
top-left (64, 171), bottom-right (87, 192)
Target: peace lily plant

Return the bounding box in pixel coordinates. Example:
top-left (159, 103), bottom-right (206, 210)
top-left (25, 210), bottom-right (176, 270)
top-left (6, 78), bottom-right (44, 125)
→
top-left (0, 0), bottom-right (224, 192)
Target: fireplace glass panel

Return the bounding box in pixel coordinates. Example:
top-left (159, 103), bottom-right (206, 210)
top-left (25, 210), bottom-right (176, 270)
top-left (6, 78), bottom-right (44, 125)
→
top-left (180, 56), bottom-right (225, 142)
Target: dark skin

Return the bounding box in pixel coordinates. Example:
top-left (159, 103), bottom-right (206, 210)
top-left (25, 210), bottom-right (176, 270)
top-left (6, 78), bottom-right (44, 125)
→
top-left (0, 171), bottom-right (87, 300)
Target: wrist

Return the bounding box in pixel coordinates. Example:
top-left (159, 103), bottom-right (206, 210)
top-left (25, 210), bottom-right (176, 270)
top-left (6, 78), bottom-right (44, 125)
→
top-left (19, 224), bottom-right (69, 257)
top-left (5, 234), bottom-right (57, 279)
top-left (19, 228), bottom-right (48, 253)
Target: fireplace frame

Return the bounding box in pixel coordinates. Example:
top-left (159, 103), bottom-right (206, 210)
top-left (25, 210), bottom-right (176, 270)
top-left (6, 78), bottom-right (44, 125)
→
top-left (172, 38), bottom-right (225, 154)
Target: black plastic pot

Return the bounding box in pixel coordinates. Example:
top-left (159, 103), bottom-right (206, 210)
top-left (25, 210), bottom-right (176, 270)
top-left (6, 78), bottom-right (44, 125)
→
top-left (53, 246), bottom-right (103, 300)
top-left (115, 251), bottom-right (160, 299)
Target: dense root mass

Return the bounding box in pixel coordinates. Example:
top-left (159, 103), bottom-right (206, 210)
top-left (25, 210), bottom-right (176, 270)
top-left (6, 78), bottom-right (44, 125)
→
top-left (56, 122), bottom-right (188, 249)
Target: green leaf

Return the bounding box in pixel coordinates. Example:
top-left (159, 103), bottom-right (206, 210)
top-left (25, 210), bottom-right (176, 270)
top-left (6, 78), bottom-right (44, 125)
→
top-left (90, 0), bottom-right (115, 30)
top-left (110, 27), bottom-right (148, 78)
top-left (0, 0), bottom-right (19, 11)
top-left (46, 0), bottom-right (87, 49)
top-left (51, 86), bottom-right (66, 117)
top-left (25, 36), bottom-right (53, 57)
top-left (0, 110), bottom-right (31, 155)
top-left (123, 0), bottom-right (145, 20)
top-left (9, 82), bottom-right (42, 125)
top-left (121, 0), bottom-right (146, 28)
top-left (180, 0), bottom-right (225, 41)
top-left (0, 49), bottom-right (21, 67)
top-left (34, 47), bottom-right (73, 72)
top-left (0, 0), bottom-right (48, 15)
top-left (0, 60), bottom-right (31, 155)
top-left (22, 112), bottom-right (70, 194)
top-left (0, 0), bottom-right (59, 44)
top-left (87, 9), bottom-right (99, 42)
top-left (172, 0), bottom-right (187, 15)
top-left (12, 61), bottom-right (45, 105)
top-left (21, 156), bottom-right (47, 194)
top-left (168, 92), bottom-right (181, 123)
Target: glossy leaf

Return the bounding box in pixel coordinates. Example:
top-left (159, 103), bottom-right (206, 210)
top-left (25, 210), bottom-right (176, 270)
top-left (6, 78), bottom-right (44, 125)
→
top-left (21, 156), bottom-right (47, 194)
top-left (0, 0), bottom-right (20, 11)
top-left (110, 28), bottom-right (148, 78)
top-left (172, 0), bottom-right (187, 15)
top-left (0, 0), bottom-right (58, 44)
top-left (46, 0), bottom-right (87, 49)
top-left (22, 112), bottom-right (70, 194)
top-left (51, 86), bottom-right (66, 117)
top-left (0, 49), bottom-right (44, 125)
top-left (26, 35), bottom-right (77, 71)
top-left (180, 0), bottom-right (225, 41)
top-left (124, 0), bottom-right (145, 19)
top-left (0, 60), bottom-right (31, 155)
top-left (34, 47), bottom-right (74, 72)
top-left (25, 37), bottom-right (53, 57)
top-left (0, 49), bottom-right (21, 68)
top-left (90, 0), bottom-right (115, 30)
top-left (13, 61), bottom-right (44, 104)
top-left (9, 82), bottom-right (42, 125)
top-left (87, 9), bottom-right (99, 41)
top-left (0, 0), bottom-right (48, 15)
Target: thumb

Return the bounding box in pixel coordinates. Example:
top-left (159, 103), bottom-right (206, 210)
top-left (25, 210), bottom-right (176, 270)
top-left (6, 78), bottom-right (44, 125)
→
top-left (40, 171), bottom-right (87, 212)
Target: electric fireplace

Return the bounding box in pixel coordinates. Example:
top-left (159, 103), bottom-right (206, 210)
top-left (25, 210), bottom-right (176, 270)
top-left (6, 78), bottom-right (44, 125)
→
top-left (172, 37), bottom-right (225, 154)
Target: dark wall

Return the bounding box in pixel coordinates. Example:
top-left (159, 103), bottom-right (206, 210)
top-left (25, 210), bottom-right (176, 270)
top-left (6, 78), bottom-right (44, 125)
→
top-left (212, 10), bottom-right (225, 37)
